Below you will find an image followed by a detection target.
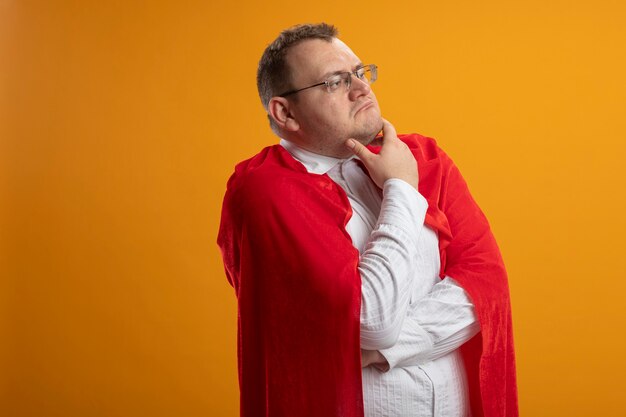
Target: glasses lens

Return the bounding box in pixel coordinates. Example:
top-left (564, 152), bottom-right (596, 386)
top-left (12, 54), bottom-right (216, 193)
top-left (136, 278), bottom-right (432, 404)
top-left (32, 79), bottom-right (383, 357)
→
top-left (363, 65), bottom-right (377, 84)
top-left (355, 65), bottom-right (377, 84)
top-left (326, 73), bottom-right (351, 93)
top-left (325, 65), bottom-right (378, 93)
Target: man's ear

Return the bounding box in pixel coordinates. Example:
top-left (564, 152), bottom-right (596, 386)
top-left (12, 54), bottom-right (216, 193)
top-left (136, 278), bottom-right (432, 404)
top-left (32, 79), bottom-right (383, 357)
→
top-left (268, 97), bottom-right (299, 132)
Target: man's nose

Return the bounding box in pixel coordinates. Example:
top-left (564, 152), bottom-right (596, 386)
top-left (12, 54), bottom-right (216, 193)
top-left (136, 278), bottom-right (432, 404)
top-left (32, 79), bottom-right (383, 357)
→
top-left (349, 75), bottom-right (371, 99)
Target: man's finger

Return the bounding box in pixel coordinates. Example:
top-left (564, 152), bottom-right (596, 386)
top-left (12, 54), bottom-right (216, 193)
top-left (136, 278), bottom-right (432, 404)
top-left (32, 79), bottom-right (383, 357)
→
top-left (345, 139), bottom-right (374, 161)
top-left (381, 119), bottom-right (398, 141)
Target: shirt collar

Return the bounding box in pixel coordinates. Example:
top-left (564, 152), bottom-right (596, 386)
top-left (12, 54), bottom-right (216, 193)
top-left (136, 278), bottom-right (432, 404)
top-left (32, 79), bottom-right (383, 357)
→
top-left (280, 138), bottom-right (356, 175)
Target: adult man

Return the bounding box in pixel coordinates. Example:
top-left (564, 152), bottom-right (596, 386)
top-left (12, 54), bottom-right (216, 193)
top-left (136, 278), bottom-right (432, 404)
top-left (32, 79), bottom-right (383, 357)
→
top-left (218, 23), bottom-right (518, 417)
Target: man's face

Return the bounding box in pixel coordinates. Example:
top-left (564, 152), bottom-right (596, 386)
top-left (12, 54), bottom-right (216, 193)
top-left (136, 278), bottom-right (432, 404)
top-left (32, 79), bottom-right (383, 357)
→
top-left (284, 38), bottom-right (383, 157)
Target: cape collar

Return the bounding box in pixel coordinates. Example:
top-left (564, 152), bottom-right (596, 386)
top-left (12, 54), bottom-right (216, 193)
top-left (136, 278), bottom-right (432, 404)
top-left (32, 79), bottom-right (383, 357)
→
top-left (279, 139), bottom-right (357, 175)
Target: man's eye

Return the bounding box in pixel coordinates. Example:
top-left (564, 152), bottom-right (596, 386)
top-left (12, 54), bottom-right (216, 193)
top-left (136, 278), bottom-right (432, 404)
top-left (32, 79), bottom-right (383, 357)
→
top-left (356, 68), bottom-right (366, 79)
top-left (327, 78), bottom-right (343, 90)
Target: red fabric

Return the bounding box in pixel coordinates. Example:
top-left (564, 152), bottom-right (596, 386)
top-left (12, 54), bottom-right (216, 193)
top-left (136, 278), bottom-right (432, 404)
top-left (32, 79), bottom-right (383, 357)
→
top-left (217, 133), bottom-right (518, 417)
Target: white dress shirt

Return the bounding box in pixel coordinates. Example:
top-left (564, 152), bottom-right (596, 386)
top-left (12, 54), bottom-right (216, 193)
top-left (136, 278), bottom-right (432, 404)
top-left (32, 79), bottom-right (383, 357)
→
top-left (280, 139), bottom-right (480, 417)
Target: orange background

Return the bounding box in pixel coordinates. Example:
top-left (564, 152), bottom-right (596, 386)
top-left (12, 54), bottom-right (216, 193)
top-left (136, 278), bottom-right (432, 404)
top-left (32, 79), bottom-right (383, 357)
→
top-left (2, 1), bottom-right (625, 416)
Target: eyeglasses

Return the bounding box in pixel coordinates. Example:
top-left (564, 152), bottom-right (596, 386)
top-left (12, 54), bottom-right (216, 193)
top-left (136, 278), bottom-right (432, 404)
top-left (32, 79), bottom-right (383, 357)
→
top-left (278, 64), bottom-right (378, 97)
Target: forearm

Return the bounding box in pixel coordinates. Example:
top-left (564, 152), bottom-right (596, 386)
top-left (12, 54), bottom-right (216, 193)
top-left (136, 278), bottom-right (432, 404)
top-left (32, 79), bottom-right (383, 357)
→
top-left (378, 276), bottom-right (480, 369)
top-left (359, 179), bottom-right (427, 350)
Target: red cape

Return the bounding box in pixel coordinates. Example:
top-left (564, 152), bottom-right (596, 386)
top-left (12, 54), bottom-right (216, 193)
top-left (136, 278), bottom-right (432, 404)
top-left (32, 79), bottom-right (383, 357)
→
top-left (217, 134), bottom-right (518, 417)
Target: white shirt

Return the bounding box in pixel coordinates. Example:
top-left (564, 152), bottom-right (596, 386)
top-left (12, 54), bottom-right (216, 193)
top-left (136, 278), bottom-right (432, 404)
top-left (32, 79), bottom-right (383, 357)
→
top-left (280, 139), bottom-right (480, 417)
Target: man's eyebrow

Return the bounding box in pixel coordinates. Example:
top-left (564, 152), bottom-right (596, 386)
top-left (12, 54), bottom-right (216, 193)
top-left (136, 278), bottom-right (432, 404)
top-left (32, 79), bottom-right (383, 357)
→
top-left (318, 62), bottom-right (364, 80)
top-left (318, 69), bottom-right (346, 80)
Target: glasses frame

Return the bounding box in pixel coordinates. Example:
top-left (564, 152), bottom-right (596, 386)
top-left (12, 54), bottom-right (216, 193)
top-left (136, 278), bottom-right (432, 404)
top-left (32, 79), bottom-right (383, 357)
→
top-left (278, 64), bottom-right (377, 98)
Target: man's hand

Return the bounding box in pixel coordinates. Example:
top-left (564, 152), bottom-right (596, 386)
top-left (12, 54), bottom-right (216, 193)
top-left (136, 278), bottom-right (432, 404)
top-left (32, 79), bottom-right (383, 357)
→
top-left (361, 349), bottom-right (390, 372)
top-left (345, 119), bottom-right (418, 190)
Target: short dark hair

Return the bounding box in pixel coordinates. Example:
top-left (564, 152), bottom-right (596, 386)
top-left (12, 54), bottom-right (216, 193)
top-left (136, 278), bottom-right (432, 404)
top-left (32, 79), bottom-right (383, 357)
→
top-left (257, 23), bottom-right (338, 133)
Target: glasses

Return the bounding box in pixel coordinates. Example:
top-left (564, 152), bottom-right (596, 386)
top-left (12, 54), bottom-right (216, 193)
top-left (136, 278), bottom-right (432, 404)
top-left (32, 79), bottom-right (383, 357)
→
top-left (279, 64), bottom-right (378, 97)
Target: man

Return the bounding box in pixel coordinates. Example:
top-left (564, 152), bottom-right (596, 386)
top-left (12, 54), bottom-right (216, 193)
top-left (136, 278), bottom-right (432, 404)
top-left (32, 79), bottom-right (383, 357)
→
top-left (218, 23), bottom-right (518, 417)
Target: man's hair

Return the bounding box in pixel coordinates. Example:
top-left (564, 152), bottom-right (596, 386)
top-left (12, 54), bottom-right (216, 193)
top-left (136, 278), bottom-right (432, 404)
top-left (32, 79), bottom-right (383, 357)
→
top-left (257, 23), bottom-right (338, 133)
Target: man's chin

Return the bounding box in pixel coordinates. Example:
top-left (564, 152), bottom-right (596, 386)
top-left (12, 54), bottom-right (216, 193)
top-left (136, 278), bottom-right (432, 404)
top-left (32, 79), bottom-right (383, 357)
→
top-left (354, 123), bottom-right (384, 146)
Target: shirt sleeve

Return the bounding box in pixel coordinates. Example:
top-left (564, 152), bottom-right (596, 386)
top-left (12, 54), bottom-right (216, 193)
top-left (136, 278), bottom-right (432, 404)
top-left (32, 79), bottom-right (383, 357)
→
top-left (359, 179), bottom-right (428, 350)
top-left (378, 276), bottom-right (480, 370)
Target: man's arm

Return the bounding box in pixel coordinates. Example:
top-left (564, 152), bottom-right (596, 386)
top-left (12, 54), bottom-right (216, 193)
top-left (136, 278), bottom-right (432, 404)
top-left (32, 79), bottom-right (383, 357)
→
top-left (357, 179), bottom-right (427, 349)
top-left (346, 120), bottom-right (425, 350)
top-left (357, 133), bottom-right (481, 371)
top-left (368, 276), bottom-right (480, 371)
